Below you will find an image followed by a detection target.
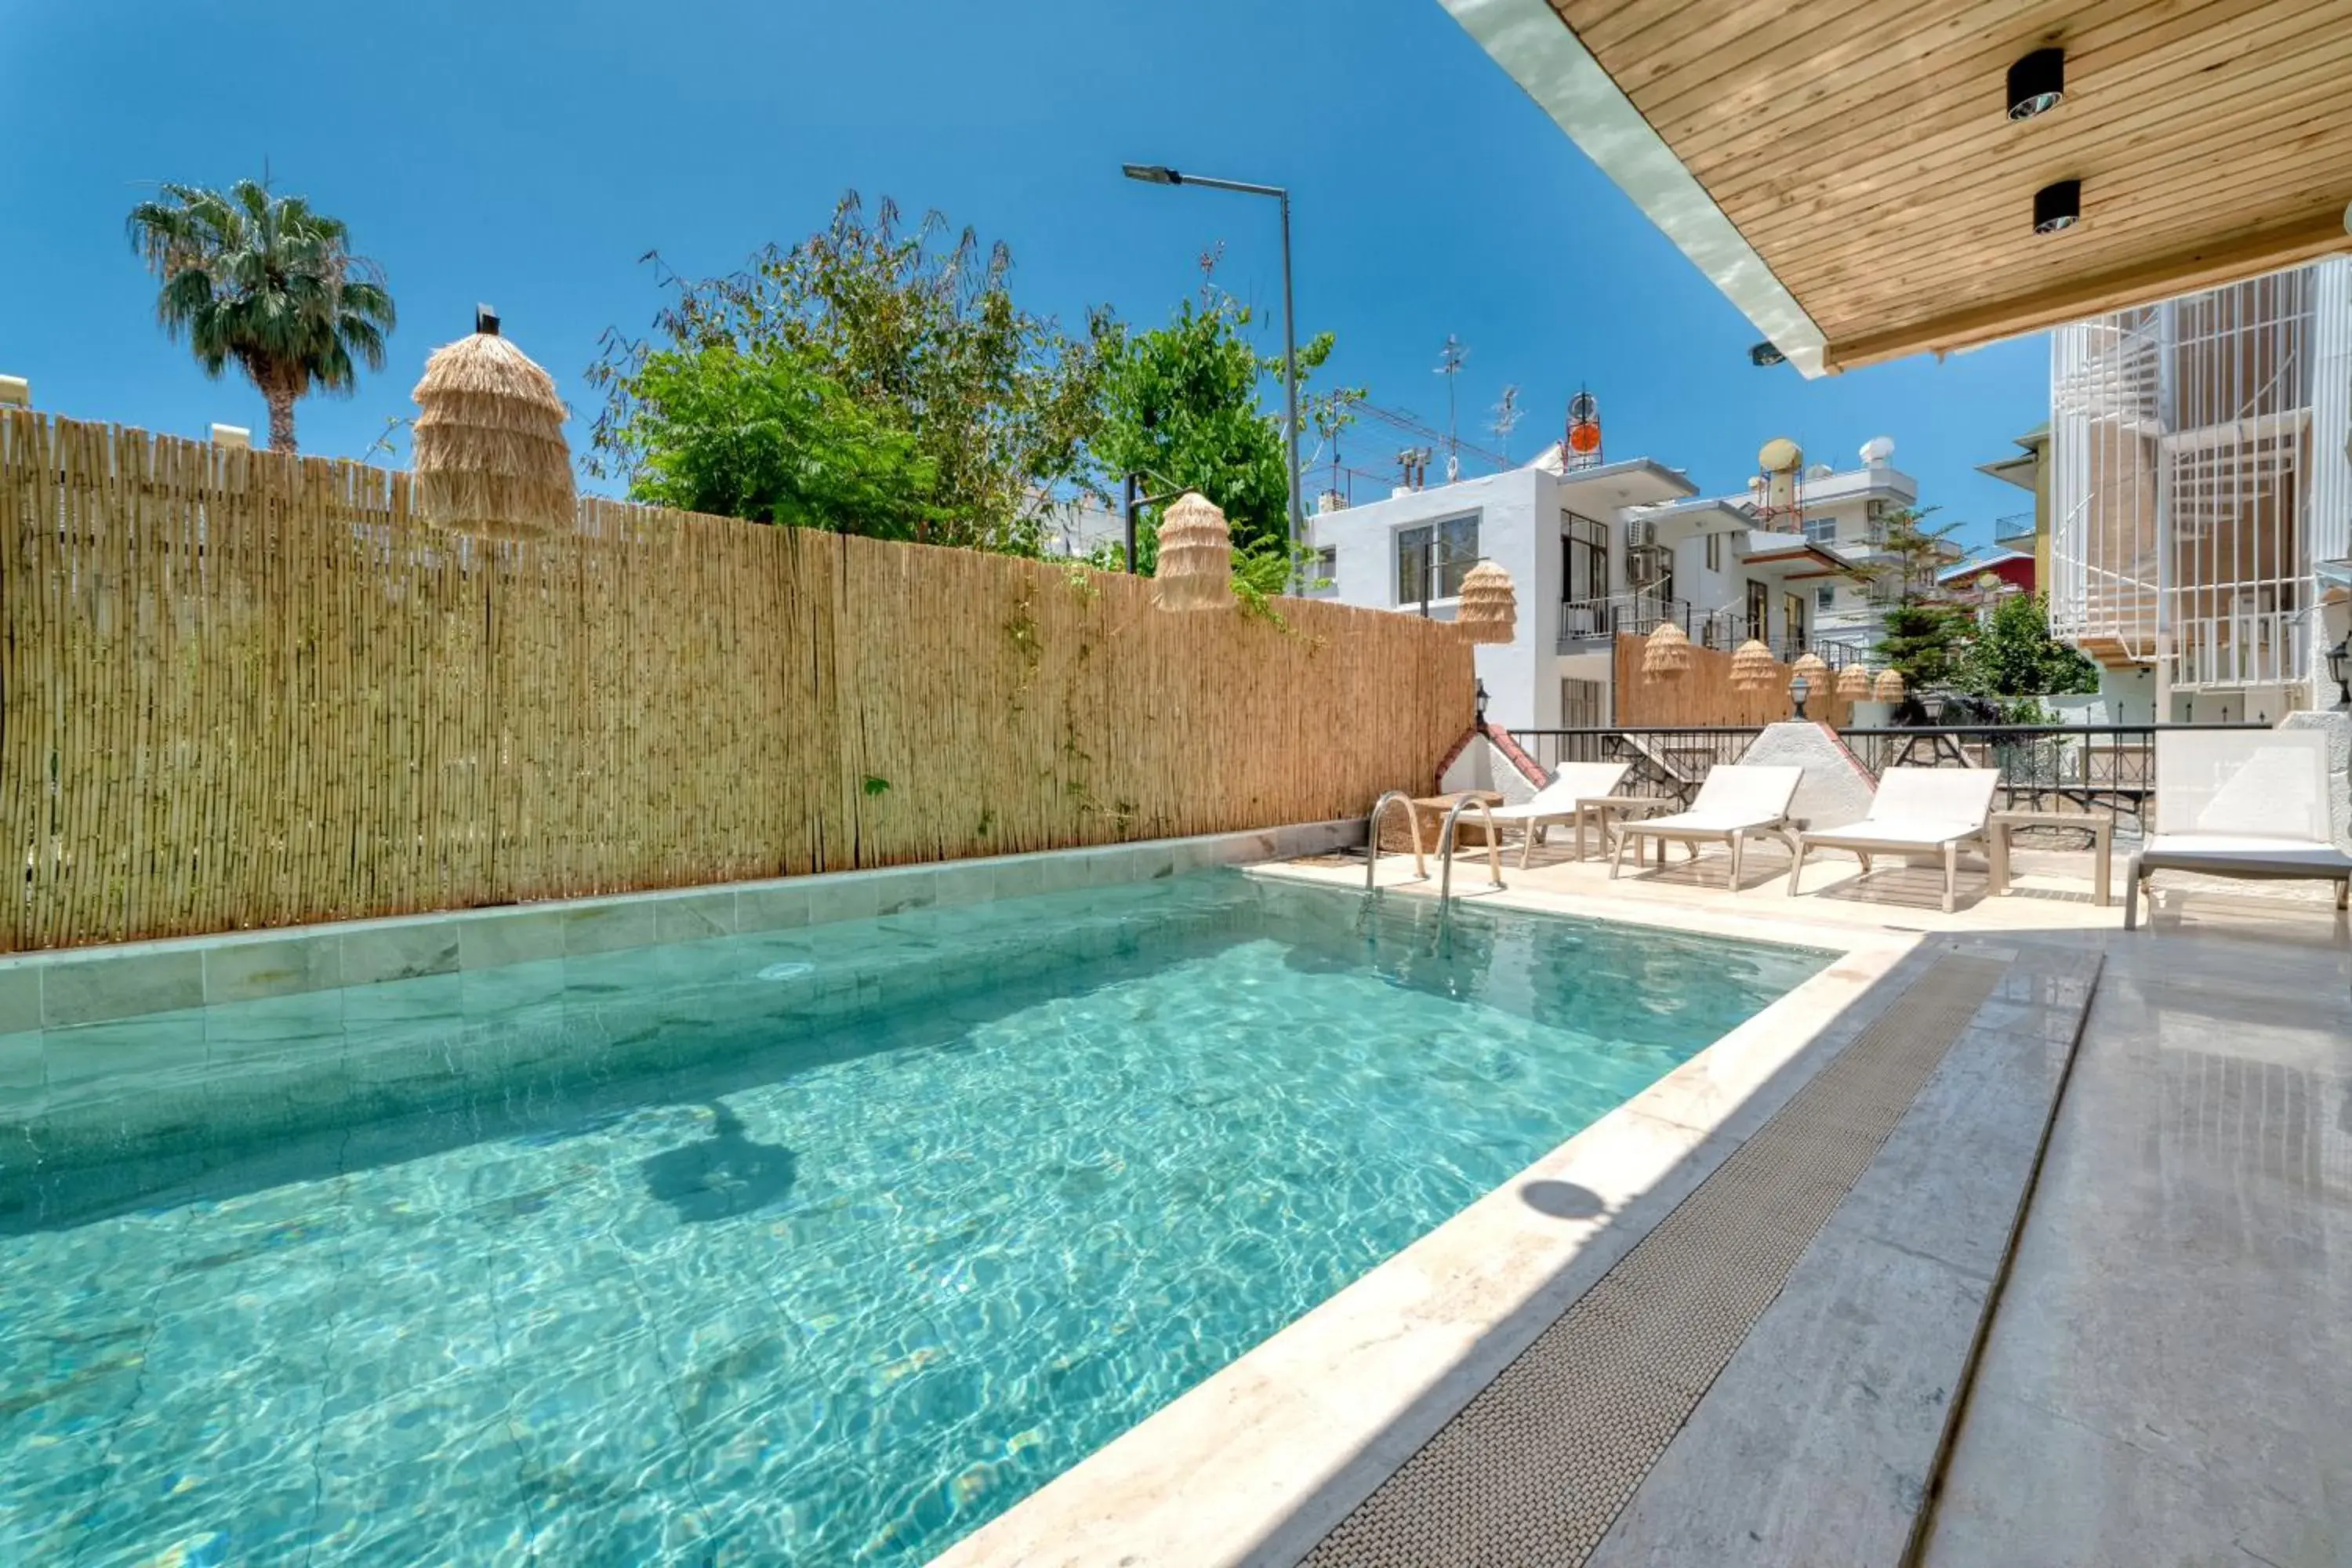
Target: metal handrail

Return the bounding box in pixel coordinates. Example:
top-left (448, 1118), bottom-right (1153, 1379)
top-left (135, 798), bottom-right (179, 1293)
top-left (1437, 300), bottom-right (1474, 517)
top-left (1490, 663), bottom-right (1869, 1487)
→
top-left (1438, 797), bottom-right (1505, 900)
top-left (1364, 790), bottom-right (1427, 890)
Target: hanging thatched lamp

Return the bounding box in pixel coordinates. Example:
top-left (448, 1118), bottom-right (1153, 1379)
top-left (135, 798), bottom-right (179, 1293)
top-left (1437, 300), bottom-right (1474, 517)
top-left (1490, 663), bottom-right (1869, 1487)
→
top-left (1153, 490), bottom-right (1232, 611)
top-left (1874, 667), bottom-right (1908, 702)
top-left (1642, 620), bottom-right (1693, 680)
top-left (1836, 662), bottom-right (1875, 702)
top-left (1789, 650), bottom-right (1830, 691)
top-left (1456, 560), bottom-right (1518, 644)
top-left (1729, 638), bottom-right (1777, 691)
top-left (412, 306), bottom-right (575, 539)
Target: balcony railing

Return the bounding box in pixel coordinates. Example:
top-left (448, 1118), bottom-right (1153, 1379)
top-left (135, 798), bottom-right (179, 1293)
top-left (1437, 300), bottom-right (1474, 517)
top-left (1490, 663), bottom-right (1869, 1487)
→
top-left (1557, 593), bottom-right (1693, 651)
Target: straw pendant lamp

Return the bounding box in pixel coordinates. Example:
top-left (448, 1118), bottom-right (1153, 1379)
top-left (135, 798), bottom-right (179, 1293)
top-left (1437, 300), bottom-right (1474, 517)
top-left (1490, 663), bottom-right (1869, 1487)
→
top-left (1874, 666), bottom-right (1908, 702)
top-left (1152, 491), bottom-right (1232, 611)
top-left (1455, 560), bottom-right (1518, 644)
top-left (1642, 620), bottom-right (1693, 679)
top-left (412, 306), bottom-right (575, 540)
top-left (1788, 650), bottom-right (1830, 691)
top-left (1729, 637), bottom-right (1776, 691)
top-left (1836, 662), bottom-right (1875, 702)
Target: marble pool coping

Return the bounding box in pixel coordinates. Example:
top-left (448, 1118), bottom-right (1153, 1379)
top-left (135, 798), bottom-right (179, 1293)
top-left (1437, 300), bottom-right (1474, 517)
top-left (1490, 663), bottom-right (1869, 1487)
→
top-left (0, 819), bottom-right (1362, 1033)
top-left (933, 869), bottom-right (1930, 1568)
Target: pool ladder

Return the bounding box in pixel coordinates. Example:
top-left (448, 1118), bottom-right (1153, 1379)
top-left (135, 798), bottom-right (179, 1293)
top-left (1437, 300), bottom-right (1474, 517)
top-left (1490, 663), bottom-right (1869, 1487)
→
top-left (1363, 791), bottom-right (1504, 902)
top-left (1363, 791), bottom-right (1427, 891)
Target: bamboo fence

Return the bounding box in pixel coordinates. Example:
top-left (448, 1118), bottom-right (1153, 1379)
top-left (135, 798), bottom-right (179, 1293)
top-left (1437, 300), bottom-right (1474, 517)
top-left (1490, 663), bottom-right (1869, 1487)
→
top-left (1612, 633), bottom-right (1856, 729)
top-left (0, 412), bottom-right (1468, 951)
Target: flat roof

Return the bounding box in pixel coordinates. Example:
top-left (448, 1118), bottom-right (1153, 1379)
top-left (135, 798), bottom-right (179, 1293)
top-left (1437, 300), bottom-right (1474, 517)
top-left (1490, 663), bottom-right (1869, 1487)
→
top-left (1442, 0), bottom-right (2352, 373)
top-left (1549, 456), bottom-right (1700, 507)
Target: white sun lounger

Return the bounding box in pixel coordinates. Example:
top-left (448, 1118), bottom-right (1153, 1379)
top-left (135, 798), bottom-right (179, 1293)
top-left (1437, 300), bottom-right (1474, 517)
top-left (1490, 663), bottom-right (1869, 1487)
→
top-left (1784, 767), bottom-right (2001, 913)
top-left (1610, 764), bottom-right (1802, 890)
top-left (1485, 760), bottom-right (1632, 868)
top-left (2125, 731), bottom-right (2352, 932)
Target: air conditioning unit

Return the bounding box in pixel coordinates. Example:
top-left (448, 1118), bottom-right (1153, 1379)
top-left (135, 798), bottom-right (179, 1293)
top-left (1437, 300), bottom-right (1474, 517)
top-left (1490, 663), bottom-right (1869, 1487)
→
top-left (1624, 517), bottom-right (1657, 550)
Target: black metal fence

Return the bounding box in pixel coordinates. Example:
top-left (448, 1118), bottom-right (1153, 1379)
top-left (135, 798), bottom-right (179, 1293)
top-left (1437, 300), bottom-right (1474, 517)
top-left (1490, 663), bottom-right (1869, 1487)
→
top-left (1508, 724), bottom-right (2275, 835)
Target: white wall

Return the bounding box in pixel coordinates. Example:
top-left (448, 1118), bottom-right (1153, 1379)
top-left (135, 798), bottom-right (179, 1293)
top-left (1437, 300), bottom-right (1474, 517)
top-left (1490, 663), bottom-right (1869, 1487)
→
top-left (1309, 468), bottom-right (1557, 730)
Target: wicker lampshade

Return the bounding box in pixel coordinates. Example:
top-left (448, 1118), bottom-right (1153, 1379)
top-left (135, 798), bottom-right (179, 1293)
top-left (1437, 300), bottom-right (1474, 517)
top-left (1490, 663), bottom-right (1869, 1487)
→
top-left (1874, 666), bottom-right (1908, 702)
top-left (1729, 638), bottom-right (1777, 691)
top-left (1642, 620), bottom-right (1693, 679)
top-left (1152, 491), bottom-right (1232, 611)
top-left (411, 318), bottom-right (575, 539)
top-left (1836, 662), bottom-right (1875, 701)
top-left (1456, 560), bottom-right (1518, 645)
top-left (1789, 651), bottom-right (1830, 693)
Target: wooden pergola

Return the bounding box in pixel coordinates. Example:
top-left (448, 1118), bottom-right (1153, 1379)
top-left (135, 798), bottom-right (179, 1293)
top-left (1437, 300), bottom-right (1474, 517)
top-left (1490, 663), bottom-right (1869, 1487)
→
top-left (1443, 0), bottom-right (2352, 373)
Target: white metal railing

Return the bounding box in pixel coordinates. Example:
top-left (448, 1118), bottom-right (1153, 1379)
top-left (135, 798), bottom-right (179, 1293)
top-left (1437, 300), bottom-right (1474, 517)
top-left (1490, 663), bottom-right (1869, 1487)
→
top-left (1557, 593), bottom-right (1691, 649)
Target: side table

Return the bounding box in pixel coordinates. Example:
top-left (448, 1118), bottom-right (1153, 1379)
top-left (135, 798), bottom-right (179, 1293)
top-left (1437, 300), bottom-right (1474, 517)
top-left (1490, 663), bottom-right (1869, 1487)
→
top-left (1987, 810), bottom-right (2113, 907)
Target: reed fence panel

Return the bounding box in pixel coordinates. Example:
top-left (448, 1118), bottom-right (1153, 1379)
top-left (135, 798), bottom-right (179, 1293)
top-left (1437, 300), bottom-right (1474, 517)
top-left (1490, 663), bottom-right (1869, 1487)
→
top-left (0, 412), bottom-right (1468, 950)
top-left (1613, 633), bottom-right (1854, 729)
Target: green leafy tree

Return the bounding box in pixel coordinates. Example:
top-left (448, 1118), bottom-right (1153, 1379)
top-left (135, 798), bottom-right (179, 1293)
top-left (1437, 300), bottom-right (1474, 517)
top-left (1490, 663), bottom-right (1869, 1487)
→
top-left (590, 192), bottom-right (1104, 553)
top-left (125, 179), bottom-right (396, 453)
top-left (1088, 268), bottom-right (1338, 570)
top-left (1955, 590), bottom-right (2099, 714)
top-left (1866, 505), bottom-right (1972, 691)
top-left (610, 343), bottom-right (944, 536)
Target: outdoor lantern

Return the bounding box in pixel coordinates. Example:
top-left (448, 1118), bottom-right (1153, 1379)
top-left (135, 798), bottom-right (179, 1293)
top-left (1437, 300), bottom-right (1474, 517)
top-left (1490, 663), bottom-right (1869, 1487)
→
top-left (1874, 667), bottom-right (1908, 702)
top-left (1837, 662), bottom-right (1875, 702)
top-left (1730, 638), bottom-right (1776, 691)
top-left (1456, 560), bottom-right (1518, 644)
top-left (1475, 677), bottom-right (1491, 730)
top-left (412, 306), bottom-right (576, 539)
top-left (2329, 637), bottom-right (2351, 702)
top-left (1642, 620), bottom-right (1693, 680)
top-left (1790, 673), bottom-right (1812, 720)
top-left (1152, 490), bottom-right (1232, 611)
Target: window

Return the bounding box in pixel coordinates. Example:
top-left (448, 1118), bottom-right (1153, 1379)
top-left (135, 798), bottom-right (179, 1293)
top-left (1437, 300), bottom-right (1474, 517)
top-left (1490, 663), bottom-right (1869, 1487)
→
top-left (1803, 514), bottom-right (1838, 545)
top-left (1785, 592), bottom-right (1808, 652)
top-left (1704, 531), bottom-right (1723, 572)
top-left (1309, 546), bottom-right (1338, 594)
top-left (1816, 584), bottom-right (1836, 612)
top-left (1563, 511), bottom-right (1608, 602)
top-left (1744, 579), bottom-right (1769, 643)
top-left (1396, 514), bottom-right (1479, 607)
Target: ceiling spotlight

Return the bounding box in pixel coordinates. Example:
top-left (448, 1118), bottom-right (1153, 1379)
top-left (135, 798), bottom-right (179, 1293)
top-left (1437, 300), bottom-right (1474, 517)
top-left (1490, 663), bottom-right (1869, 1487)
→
top-left (2034, 179), bottom-right (2082, 234)
top-left (2006, 47), bottom-right (2066, 120)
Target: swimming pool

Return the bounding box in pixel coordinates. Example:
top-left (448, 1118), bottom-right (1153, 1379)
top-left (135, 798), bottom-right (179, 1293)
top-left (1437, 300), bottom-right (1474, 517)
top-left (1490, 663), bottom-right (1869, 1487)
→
top-left (1, 869), bottom-right (1826, 1565)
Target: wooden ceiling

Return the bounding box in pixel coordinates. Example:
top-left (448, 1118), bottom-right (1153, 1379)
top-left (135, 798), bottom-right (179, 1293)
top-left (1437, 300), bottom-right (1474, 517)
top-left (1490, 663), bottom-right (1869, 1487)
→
top-left (1530, 0), bottom-right (2352, 370)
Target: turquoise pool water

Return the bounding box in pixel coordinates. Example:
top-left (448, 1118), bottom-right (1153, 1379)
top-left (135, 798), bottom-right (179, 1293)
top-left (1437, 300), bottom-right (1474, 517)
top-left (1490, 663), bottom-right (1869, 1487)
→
top-left (0, 870), bottom-right (1826, 1566)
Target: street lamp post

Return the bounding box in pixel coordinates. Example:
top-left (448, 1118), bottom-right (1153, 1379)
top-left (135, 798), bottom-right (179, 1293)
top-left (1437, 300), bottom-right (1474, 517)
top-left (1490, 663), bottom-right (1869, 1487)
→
top-left (1122, 164), bottom-right (1303, 591)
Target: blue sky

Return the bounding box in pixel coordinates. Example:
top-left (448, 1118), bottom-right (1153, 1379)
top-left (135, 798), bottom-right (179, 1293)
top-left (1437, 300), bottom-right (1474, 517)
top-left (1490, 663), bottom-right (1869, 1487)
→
top-left (1, 0), bottom-right (2045, 551)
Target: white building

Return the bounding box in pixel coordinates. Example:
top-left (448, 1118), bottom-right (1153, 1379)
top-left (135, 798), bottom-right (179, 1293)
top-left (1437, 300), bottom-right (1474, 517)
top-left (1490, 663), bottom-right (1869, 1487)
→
top-left (2049, 258), bottom-right (2352, 723)
top-left (1711, 440), bottom-right (1932, 658)
top-left (1306, 448), bottom-right (1853, 730)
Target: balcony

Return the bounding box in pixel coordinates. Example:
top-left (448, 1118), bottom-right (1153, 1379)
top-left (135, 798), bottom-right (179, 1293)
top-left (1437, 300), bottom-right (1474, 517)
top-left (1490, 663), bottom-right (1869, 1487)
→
top-left (1994, 511), bottom-right (2038, 551)
top-left (1557, 593), bottom-right (1693, 652)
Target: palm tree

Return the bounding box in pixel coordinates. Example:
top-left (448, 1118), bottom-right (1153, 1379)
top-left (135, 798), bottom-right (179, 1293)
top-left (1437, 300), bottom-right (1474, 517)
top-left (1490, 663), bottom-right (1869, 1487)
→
top-left (126, 180), bottom-right (396, 452)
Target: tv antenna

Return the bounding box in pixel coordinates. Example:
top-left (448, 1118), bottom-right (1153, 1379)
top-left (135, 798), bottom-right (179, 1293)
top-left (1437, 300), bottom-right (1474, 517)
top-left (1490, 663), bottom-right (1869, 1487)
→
top-left (1434, 335), bottom-right (1468, 482)
top-left (1489, 384), bottom-right (1523, 462)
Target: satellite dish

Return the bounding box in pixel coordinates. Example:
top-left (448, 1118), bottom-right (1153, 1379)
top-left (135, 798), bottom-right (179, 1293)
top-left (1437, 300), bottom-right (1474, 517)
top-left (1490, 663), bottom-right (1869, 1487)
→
top-left (1759, 437), bottom-right (1802, 473)
top-left (1860, 435), bottom-right (1896, 464)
